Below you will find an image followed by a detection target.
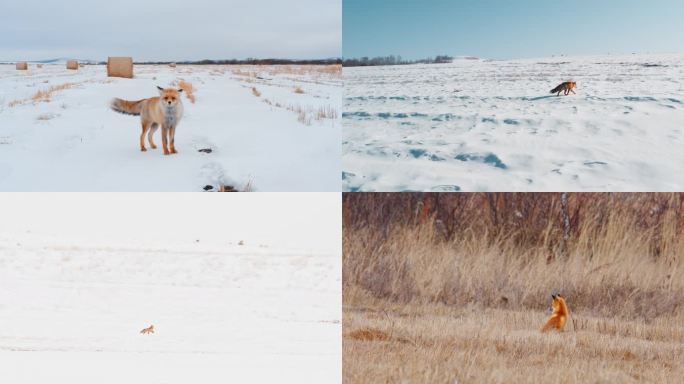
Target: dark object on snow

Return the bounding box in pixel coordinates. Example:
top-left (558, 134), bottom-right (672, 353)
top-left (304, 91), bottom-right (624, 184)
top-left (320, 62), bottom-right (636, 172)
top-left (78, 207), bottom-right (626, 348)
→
top-left (198, 148), bottom-right (213, 154)
top-left (203, 185), bottom-right (213, 191)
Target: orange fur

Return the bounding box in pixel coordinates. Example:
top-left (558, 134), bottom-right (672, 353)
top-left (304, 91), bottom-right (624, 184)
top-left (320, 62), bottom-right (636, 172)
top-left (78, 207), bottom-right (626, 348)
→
top-left (110, 87), bottom-right (184, 155)
top-left (140, 324), bottom-right (154, 334)
top-left (541, 294), bottom-right (569, 332)
top-left (550, 81), bottom-right (577, 96)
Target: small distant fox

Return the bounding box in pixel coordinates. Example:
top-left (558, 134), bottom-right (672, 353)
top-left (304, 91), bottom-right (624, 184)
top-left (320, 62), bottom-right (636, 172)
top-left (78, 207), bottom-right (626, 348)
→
top-left (140, 324), bottom-right (155, 335)
top-left (550, 81), bottom-right (576, 96)
top-left (540, 293), bottom-right (569, 332)
top-left (110, 86), bottom-right (184, 155)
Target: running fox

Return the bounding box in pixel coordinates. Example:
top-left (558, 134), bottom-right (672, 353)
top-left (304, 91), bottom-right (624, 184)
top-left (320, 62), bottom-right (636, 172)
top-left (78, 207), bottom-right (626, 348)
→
top-left (110, 86), bottom-right (184, 155)
top-left (540, 293), bottom-right (569, 332)
top-left (140, 324), bottom-right (155, 334)
top-left (550, 81), bottom-right (576, 96)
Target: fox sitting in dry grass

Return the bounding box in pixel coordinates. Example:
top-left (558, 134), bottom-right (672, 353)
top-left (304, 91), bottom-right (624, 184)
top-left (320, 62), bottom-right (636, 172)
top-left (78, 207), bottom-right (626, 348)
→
top-left (541, 294), bottom-right (569, 332)
top-left (111, 86), bottom-right (184, 155)
top-left (140, 324), bottom-right (155, 335)
top-left (550, 81), bottom-right (577, 96)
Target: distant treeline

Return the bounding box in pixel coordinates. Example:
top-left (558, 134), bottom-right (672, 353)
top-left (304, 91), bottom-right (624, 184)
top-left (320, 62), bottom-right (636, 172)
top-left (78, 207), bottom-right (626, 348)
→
top-left (342, 55), bottom-right (454, 67)
top-left (95, 58), bottom-right (342, 66)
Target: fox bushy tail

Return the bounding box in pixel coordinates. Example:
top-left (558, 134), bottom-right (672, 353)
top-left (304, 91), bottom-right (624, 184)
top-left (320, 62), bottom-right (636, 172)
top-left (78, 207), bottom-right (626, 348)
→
top-left (550, 84), bottom-right (564, 94)
top-left (110, 98), bottom-right (144, 116)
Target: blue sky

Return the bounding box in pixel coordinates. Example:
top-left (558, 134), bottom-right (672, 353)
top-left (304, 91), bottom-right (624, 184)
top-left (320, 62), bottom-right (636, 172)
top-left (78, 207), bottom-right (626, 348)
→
top-left (344, 0), bottom-right (684, 59)
top-left (0, 0), bottom-right (340, 61)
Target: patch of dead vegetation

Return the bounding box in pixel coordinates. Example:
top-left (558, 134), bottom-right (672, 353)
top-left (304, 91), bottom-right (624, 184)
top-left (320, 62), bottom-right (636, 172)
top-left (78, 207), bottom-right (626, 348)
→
top-left (261, 98), bottom-right (338, 126)
top-left (8, 82), bottom-right (78, 107)
top-left (176, 79), bottom-right (196, 103)
top-left (346, 328), bottom-right (392, 342)
top-left (251, 87), bottom-right (261, 97)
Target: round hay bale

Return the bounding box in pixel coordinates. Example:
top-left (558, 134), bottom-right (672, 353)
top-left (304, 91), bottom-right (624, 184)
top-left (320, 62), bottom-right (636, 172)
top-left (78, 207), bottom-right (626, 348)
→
top-left (16, 62), bottom-right (28, 70)
top-left (107, 57), bottom-right (133, 78)
top-left (66, 60), bottom-right (79, 70)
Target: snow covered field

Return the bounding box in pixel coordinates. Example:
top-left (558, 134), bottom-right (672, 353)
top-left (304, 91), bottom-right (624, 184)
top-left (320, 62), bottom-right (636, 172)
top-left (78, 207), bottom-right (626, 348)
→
top-left (342, 54), bottom-right (684, 191)
top-left (0, 63), bottom-right (341, 191)
top-left (0, 194), bottom-right (341, 383)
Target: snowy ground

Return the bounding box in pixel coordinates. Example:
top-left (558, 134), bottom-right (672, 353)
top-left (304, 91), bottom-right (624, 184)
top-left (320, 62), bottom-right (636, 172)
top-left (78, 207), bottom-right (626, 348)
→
top-left (0, 63), bottom-right (341, 191)
top-left (0, 194), bottom-right (341, 383)
top-left (342, 54), bottom-right (684, 191)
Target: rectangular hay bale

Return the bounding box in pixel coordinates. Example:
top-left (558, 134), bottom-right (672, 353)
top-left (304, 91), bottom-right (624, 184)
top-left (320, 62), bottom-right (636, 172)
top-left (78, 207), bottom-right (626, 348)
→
top-left (107, 57), bottom-right (133, 78)
top-left (66, 60), bottom-right (78, 70)
top-left (16, 62), bottom-right (28, 70)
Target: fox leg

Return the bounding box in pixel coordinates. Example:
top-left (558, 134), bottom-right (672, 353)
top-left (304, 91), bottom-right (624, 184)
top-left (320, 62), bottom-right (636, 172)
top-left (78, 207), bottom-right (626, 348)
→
top-left (140, 121), bottom-right (150, 151)
top-left (570, 89), bottom-right (576, 94)
top-left (169, 125), bottom-right (178, 154)
top-left (147, 123), bottom-right (158, 149)
top-left (161, 126), bottom-right (170, 155)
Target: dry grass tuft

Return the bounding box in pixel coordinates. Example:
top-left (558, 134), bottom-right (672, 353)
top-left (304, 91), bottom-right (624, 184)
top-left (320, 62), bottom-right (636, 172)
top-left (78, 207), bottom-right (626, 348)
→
top-left (8, 82), bottom-right (76, 107)
top-left (346, 328), bottom-right (392, 342)
top-left (294, 86), bottom-right (305, 94)
top-left (36, 113), bottom-right (58, 121)
top-left (177, 79), bottom-right (196, 103)
top-left (343, 193), bottom-right (684, 383)
top-left (32, 83), bottom-right (76, 103)
top-left (251, 87), bottom-right (261, 97)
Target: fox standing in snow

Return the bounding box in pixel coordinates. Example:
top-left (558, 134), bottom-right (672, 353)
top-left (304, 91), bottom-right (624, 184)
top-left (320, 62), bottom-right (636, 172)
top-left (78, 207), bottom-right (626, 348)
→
top-left (140, 324), bottom-right (155, 334)
top-left (550, 81), bottom-right (577, 96)
top-left (110, 86), bottom-right (184, 155)
top-left (540, 293), bottom-right (569, 332)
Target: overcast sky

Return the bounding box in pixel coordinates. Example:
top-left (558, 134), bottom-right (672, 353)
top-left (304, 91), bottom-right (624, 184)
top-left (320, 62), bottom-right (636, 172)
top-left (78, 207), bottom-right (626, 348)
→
top-left (0, 0), bottom-right (341, 61)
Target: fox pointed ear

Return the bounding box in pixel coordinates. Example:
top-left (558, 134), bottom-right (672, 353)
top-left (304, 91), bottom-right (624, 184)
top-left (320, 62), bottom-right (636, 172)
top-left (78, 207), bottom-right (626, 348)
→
top-left (157, 86), bottom-right (164, 92)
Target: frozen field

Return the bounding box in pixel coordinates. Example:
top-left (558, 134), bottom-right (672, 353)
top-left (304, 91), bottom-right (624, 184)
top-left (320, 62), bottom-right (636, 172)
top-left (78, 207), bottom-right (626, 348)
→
top-left (343, 54), bottom-right (684, 191)
top-left (0, 194), bottom-right (341, 383)
top-left (0, 63), bottom-right (341, 191)
top-left (0, 237), bottom-right (340, 383)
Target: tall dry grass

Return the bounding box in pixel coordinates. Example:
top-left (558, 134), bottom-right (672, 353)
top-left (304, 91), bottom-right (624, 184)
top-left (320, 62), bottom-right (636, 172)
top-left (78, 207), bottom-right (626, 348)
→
top-left (344, 193), bottom-right (684, 318)
top-left (343, 193), bottom-right (684, 383)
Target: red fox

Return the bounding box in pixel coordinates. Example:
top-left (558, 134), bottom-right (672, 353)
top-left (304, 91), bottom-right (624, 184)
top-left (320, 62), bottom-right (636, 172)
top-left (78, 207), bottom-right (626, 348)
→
top-left (110, 87), bottom-right (184, 155)
top-left (550, 81), bottom-right (576, 96)
top-left (541, 294), bottom-right (569, 332)
top-left (140, 324), bottom-right (154, 334)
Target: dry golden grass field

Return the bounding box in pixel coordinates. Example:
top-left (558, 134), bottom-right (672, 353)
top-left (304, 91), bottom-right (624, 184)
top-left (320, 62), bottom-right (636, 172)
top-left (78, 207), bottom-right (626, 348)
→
top-left (343, 193), bottom-right (684, 383)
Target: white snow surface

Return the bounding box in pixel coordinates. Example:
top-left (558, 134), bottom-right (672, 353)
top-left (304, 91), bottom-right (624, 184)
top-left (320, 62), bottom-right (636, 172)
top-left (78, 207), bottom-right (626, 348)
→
top-left (342, 54), bottom-right (684, 191)
top-left (0, 64), bottom-right (341, 191)
top-left (0, 193), bottom-right (341, 383)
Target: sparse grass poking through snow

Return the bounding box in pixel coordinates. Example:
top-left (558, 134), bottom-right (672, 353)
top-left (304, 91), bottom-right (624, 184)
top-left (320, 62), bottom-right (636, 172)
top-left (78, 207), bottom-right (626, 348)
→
top-left (294, 86), bottom-right (305, 94)
top-left (252, 87), bottom-right (261, 97)
top-left (177, 79), bottom-right (196, 104)
top-left (8, 82), bottom-right (77, 107)
top-left (32, 83), bottom-right (76, 103)
top-left (36, 113), bottom-right (58, 121)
